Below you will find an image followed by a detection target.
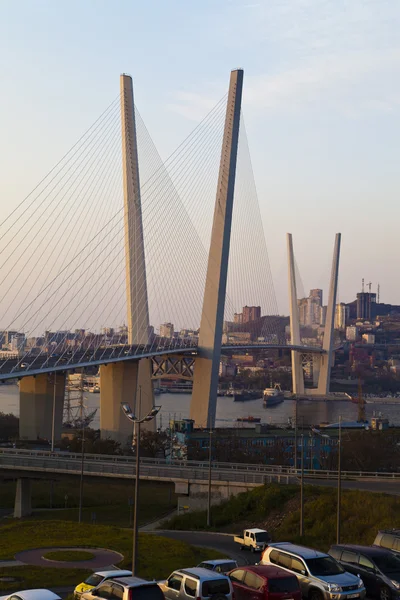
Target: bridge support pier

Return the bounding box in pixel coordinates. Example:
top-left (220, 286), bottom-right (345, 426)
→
top-left (19, 373), bottom-right (65, 441)
top-left (14, 478), bottom-right (32, 518)
top-left (100, 359), bottom-right (154, 444)
top-left (287, 234), bottom-right (304, 396)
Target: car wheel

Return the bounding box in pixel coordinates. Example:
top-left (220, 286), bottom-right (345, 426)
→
top-left (380, 586), bottom-right (391, 600)
top-left (309, 589), bottom-right (323, 600)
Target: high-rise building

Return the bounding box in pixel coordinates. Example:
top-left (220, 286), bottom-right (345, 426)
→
top-left (335, 303), bottom-right (349, 330)
top-left (357, 292), bottom-right (376, 320)
top-left (242, 305), bottom-right (261, 323)
top-left (310, 289), bottom-right (323, 305)
top-left (160, 322), bottom-right (174, 338)
top-left (298, 291), bottom-right (324, 327)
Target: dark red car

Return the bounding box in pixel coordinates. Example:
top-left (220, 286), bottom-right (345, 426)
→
top-left (229, 565), bottom-right (301, 600)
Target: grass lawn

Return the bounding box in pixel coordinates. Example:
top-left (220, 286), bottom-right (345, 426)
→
top-left (0, 478), bottom-right (177, 527)
top-left (162, 483), bottom-right (400, 551)
top-left (0, 520), bottom-right (223, 587)
top-left (42, 550), bottom-right (96, 562)
top-left (0, 566), bottom-right (92, 592)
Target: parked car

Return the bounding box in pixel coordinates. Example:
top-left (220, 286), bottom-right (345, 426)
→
top-left (197, 559), bottom-right (238, 574)
top-left (260, 542), bottom-right (366, 600)
top-left (74, 570), bottom-right (133, 599)
top-left (373, 531), bottom-right (400, 556)
top-left (0, 591), bottom-right (61, 600)
top-left (80, 576), bottom-right (164, 600)
top-left (329, 544), bottom-right (400, 600)
top-left (229, 564), bottom-right (302, 600)
top-left (160, 567), bottom-right (233, 600)
top-left (234, 528), bottom-right (271, 553)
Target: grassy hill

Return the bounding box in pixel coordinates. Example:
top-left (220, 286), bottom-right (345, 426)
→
top-left (163, 484), bottom-right (400, 550)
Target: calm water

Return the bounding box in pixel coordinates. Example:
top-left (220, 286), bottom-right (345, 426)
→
top-left (1, 384), bottom-right (400, 429)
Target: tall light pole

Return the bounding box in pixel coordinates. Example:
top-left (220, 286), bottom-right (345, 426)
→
top-left (78, 371), bottom-right (85, 524)
top-left (300, 434), bottom-right (304, 537)
top-left (337, 415), bottom-right (342, 544)
top-left (51, 373), bottom-right (57, 452)
top-left (207, 428), bottom-right (213, 527)
top-left (121, 396), bottom-right (161, 576)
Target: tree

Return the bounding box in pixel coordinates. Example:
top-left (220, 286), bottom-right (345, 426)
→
top-left (0, 412), bottom-right (19, 441)
top-left (139, 430), bottom-right (169, 458)
top-left (58, 428), bottom-right (122, 455)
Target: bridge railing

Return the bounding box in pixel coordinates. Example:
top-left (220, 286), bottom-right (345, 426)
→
top-left (0, 448), bottom-right (398, 480)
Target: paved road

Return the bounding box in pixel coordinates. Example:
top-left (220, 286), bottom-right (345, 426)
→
top-left (305, 478), bottom-right (400, 495)
top-left (153, 531), bottom-right (258, 566)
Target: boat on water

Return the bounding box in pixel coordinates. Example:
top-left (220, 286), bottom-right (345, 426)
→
top-left (233, 390), bottom-right (263, 402)
top-left (237, 415), bottom-right (261, 423)
top-left (263, 383), bottom-right (284, 407)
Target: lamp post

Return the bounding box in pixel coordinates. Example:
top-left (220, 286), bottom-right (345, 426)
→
top-left (51, 373), bottom-right (57, 453)
top-left (300, 434), bottom-right (304, 536)
top-left (78, 371), bottom-right (85, 524)
top-left (121, 395), bottom-right (161, 576)
top-left (311, 425), bottom-right (339, 539)
top-left (337, 415), bottom-right (342, 544)
top-left (207, 428), bottom-right (213, 527)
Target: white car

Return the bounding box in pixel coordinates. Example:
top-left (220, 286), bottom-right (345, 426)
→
top-left (0, 591), bottom-right (61, 600)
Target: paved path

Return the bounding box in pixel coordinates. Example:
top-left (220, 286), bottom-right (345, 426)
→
top-left (152, 530), bottom-right (257, 566)
top-left (14, 547), bottom-right (123, 570)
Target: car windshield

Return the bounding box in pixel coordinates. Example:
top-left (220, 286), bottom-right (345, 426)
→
top-left (84, 574), bottom-right (103, 586)
top-left (374, 554), bottom-right (400, 574)
top-left (306, 557), bottom-right (345, 576)
top-left (255, 532), bottom-right (270, 542)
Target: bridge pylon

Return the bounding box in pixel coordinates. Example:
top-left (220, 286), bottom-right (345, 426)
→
top-left (100, 74), bottom-right (154, 442)
top-left (190, 69), bottom-right (244, 428)
top-left (287, 233), bottom-right (305, 396)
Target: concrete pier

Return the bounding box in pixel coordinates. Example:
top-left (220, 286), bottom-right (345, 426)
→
top-left (14, 478), bottom-right (32, 518)
top-left (19, 373), bottom-right (65, 441)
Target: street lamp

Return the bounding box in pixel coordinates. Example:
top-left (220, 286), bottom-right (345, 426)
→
top-left (300, 434), bottom-right (304, 537)
top-left (121, 393), bottom-right (161, 576)
top-left (207, 429), bottom-right (213, 527)
top-left (311, 421), bottom-right (342, 543)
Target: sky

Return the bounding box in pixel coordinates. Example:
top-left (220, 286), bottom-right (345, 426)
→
top-left (1, 0), bottom-right (400, 316)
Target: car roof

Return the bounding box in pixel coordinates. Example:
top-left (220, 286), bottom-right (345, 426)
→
top-left (268, 543), bottom-right (327, 559)
top-left (332, 544), bottom-right (394, 557)
top-left (8, 591), bottom-right (61, 600)
top-left (199, 559), bottom-right (237, 565)
top-left (247, 528), bottom-right (268, 534)
top-left (109, 576), bottom-right (155, 587)
top-left (243, 565), bottom-right (297, 579)
top-left (177, 568), bottom-right (228, 579)
top-left (96, 570), bottom-right (132, 578)
top-left (378, 530), bottom-right (400, 536)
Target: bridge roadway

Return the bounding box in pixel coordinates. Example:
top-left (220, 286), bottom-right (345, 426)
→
top-left (0, 449), bottom-right (399, 495)
top-left (0, 343), bottom-right (325, 381)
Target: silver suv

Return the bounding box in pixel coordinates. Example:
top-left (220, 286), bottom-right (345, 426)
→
top-left (81, 576), bottom-right (164, 600)
top-left (161, 567), bottom-right (233, 600)
top-left (260, 543), bottom-right (366, 600)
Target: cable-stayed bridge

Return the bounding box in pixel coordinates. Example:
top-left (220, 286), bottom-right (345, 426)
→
top-left (0, 69), bottom-right (340, 444)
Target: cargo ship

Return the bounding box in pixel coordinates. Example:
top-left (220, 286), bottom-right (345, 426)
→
top-left (263, 383), bottom-right (284, 407)
top-left (233, 390), bottom-right (263, 402)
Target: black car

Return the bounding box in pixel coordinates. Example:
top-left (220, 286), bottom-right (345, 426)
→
top-left (329, 544), bottom-right (400, 600)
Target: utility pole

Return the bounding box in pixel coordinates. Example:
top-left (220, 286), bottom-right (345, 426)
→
top-left (78, 370), bottom-right (85, 524)
top-left (337, 415), bottom-right (342, 544)
top-left (207, 429), bottom-right (213, 527)
top-left (294, 399), bottom-right (298, 471)
top-left (132, 386), bottom-right (141, 575)
top-left (51, 373), bottom-right (57, 452)
top-left (300, 434), bottom-right (304, 537)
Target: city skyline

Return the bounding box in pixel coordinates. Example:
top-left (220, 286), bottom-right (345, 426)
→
top-left (1, 1), bottom-right (400, 313)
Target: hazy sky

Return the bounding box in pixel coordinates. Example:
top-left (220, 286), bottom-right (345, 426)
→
top-left (1, 0), bottom-right (400, 315)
